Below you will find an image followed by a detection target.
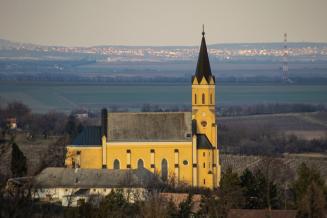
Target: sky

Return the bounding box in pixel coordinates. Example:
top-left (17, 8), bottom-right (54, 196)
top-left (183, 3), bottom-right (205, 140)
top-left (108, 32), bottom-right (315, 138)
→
top-left (0, 0), bottom-right (327, 46)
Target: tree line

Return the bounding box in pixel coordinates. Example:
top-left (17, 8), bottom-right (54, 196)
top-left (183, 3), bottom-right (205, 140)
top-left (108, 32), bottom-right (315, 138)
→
top-left (0, 101), bottom-right (95, 139)
top-left (218, 103), bottom-right (327, 117)
top-left (140, 103), bottom-right (327, 116)
top-left (198, 162), bottom-right (326, 218)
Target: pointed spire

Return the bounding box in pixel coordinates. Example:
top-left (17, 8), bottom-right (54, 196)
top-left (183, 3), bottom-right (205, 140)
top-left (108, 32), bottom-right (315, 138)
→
top-left (202, 24), bottom-right (205, 36)
top-left (193, 25), bottom-right (214, 84)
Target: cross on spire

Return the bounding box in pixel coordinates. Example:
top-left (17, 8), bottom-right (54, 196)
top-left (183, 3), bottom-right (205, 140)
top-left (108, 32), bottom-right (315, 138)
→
top-left (202, 24), bottom-right (205, 36)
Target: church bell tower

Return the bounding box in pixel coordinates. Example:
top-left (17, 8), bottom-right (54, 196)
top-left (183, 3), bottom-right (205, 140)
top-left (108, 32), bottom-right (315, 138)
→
top-left (192, 26), bottom-right (220, 188)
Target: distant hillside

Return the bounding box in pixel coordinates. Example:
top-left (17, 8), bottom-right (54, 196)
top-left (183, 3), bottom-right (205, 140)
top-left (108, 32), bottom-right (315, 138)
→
top-left (0, 38), bottom-right (18, 49)
top-left (1, 37), bottom-right (327, 62)
top-left (1, 37), bottom-right (327, 50)
top-left (0, 38), bottom-right (38, 50)
top-left (210, 42), bottom-right (327, 50)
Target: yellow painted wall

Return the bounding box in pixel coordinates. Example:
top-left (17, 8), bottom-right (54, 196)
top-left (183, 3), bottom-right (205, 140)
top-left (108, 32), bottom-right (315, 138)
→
top-left (66, 146), bottom-right (102, 169)
top-left (65, 138), bottom-right (219, 188)
top-left (106, 142), bottom-right (193, 185)
top-left (197, 149), bottom-right (213, 188)
top-left (192, 83), bottom-right (216, 147)
top-left (66, 142), bottom-right (194, 186)
top-left (192, 77), bottom-right (220, 188)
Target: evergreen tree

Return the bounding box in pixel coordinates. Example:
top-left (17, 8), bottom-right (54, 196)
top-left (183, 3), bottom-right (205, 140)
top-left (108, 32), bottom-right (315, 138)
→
top-left (255, 169), bottom-right (280, 209)
top-left (240, 168), bottom-right (281, 209)
top-left (292, 163), bottom-right (325, 206)
top-left (98, 189), bottom-right (129, 217)
top-left (240, 169), bottom-right (260, 209)
top-left (166, 200), bottom-right (179, 218)
top-left (11, 142), bottom-right (27, 177)
top-left (297, 182), bottom-right (326, 218)
top-left (197, 191), bottom-right (220, 218)
top-left (178, 194), bottom-right (193, 218)
top-left (218, 167), bottom-right (245, 217)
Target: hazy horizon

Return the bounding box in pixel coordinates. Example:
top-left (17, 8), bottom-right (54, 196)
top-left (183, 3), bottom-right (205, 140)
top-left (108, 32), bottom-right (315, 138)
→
top-left (2, 36), bottom-right (327, 48)
top-left (0, 0), bottom-right (327, 47)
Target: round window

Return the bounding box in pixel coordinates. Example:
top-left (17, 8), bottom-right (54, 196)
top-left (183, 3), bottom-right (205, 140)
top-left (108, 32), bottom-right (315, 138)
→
top-left (201, 121), bottom-right (207, 127)
top-left (183, 160), bottom-right (188, 165)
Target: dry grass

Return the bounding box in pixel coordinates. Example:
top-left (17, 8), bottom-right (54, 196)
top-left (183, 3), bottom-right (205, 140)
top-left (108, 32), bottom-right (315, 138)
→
top-left (0, 132), bottom-right (59, 177)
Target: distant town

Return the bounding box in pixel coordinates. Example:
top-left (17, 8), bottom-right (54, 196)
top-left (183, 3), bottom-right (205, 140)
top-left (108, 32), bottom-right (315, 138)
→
top-left (1, 38), bottom-right (327, 62)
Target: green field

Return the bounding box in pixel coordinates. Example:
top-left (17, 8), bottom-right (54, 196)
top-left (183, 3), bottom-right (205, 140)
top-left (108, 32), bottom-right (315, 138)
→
top-left (0, 81), bottom-right (327, 113)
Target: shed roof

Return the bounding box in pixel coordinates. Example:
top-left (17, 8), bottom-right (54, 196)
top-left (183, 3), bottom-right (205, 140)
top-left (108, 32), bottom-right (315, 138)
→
top-left (33, 167), bottom-right (158, 188)
top-left (107, 112), bottom-right (192, 142)
top-left (71, 126), bottom-right (102, 147)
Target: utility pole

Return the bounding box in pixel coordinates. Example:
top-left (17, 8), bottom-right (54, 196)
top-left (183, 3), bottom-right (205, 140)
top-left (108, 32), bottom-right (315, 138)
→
top-left (282, 33), bottom-right (289, 82)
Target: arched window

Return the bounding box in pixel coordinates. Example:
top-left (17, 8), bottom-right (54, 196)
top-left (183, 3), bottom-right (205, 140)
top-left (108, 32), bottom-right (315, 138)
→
top-left (161, 159), bottom-right (168, 181)
top-left (194, 94), bottom-right (197, 104)
top-left (202, 93), bottom-right (205, 104)
top-left (113, 159), bottom-right (120, 170)
top-left (137, 159), bottom-right (144, 169)
top-left (210, 94), bottom-right (213, 104)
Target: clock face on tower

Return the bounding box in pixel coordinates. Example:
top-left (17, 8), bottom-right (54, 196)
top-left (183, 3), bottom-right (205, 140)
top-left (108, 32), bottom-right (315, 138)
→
top-left (201, 121), bottom-right (207, 127)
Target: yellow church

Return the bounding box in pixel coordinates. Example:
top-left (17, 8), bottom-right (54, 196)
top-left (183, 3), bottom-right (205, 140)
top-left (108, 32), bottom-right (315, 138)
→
top-left (65, 30), bottom-right (221, 189)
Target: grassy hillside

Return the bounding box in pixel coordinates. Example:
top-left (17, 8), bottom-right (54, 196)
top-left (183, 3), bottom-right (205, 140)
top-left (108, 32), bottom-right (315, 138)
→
top-left (219, 112), bottom-right (327, 138)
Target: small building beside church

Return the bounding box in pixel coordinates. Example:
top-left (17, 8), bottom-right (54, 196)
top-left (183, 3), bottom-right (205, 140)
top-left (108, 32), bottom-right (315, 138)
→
top-left (29, 167), bottom-right (157, 206)
top-left (65, 30), bottom-right (221, 189)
